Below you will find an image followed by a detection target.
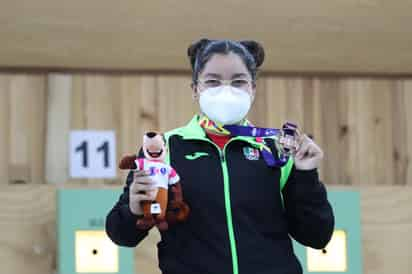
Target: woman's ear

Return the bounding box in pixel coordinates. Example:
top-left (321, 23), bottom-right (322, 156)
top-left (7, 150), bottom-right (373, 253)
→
top-left (250, 83), bottom-right (256, 102)
top-left (191, 83), bottom-right (199, 101)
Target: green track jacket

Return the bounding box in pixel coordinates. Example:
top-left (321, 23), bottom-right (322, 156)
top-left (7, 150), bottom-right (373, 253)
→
top-left (106, 115), bottom-right (335, 274)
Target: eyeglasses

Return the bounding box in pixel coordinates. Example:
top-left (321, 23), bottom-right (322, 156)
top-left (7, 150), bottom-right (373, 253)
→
top-left (197, 78), bottom-right (253, 89)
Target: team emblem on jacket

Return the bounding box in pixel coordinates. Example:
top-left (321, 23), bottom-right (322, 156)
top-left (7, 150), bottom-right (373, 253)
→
top-left (243, 147), bottom-right (260, 160)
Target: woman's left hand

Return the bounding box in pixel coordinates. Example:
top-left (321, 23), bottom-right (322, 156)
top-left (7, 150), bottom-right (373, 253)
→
top-left (293, 133), bottom-right (324, 170)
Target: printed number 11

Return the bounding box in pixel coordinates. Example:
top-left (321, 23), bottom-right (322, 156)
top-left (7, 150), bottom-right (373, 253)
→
top-left (75, 141), bottom-right (109, 168)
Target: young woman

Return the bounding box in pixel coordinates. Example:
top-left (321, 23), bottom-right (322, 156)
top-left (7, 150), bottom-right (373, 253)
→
top-left (106, 39), bottom-right (335, 274)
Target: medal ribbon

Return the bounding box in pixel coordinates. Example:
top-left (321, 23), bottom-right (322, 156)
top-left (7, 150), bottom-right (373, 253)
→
top-left (199, 115), bottom-right (297, 167)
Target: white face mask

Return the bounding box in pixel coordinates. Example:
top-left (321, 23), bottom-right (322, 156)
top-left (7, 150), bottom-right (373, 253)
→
top-left (199, 86), bottom-right (252, 125)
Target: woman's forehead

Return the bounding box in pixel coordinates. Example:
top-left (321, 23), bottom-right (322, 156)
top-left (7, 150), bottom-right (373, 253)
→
top-left (200, 52), bottom-right (250, 78)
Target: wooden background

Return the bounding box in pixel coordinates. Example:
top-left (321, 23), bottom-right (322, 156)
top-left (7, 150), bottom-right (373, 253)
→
top-left (0, 72), bottom-right (411, 274)
top-left (1, 0), bottom-right (412, 74)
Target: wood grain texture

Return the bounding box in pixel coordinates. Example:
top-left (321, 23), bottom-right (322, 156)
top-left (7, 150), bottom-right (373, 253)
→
top-left (0, 185), bottom-right (410, 274)
top-left (29, 78), bottom-right (47, 184)
top-left (71, 76), bottom-right (87, 129)
top-left (359, 187), bottom-right (412, 274)
top-left (248, 78), bottom-right (268, 127)
top-left (45, 74), bottom-right (72, 184)
top-left (394, 80), bottom-right (412, 186)
top-left (403, 81), bottom-right (412, 185)
top-left (134, 230), bottom-right (162, 274)
top-left (9, 78), bottom-right (31, 183)
top-left (318, 79), bottom-right (341, 185)
top-left (370, 80), bottom-right (395, 185)
top-left (392, 81), bottom-right (408, 185)
top-left (117, 75), bottom-right (158, 182)
top-left (359, 186), bottom-right (412, 274)
top-left (265, 78), bottom-right (289, 129)
top-left (157, 75), bottom-right (197, 132)
top-left (0, 76), bottom-right (10, 184)
top-left (363, 224), bottom-right (412, 274)
top-left (1, 1), bottom-right (412, 74)
top-left (2, 73), bottom-right (412, 186)
top-left (71, 75), bottom-right (122, 184)
top-left (7, 75), bottom-right (47, 184)
top-left (0, 185), bottom-right (56, 274)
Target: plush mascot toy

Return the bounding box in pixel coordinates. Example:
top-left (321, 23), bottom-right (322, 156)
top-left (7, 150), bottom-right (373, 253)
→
top-left (119, 132), bottom-right (190, 231)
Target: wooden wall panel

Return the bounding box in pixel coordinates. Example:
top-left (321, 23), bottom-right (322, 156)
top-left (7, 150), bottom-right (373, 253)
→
top-left (392, 80), bottom-right (412, 186)
top-left (45, 74), bottom-right (72, 184)
top-left (0, 76), bottom-right (10, 184)
top-left (71, 76), bottom-right (87, 130)
top-left (363, 224), bottom-right (412, 274)
top-left (70, 75), bottom-right (122, 183)
top-left (117, 75), bottom-right (158, 182)
top-left (2, 1), bottom-right (412, 74)
top-left (1, 73), bottom-right (412, 186)
top-left (64, 74), bottom-right (160, 183)
top-left (370, 80), bottom-right (395, 185)
top-left (248, 79), bottom-right (268, 126)
top-left (9, 80), bottom-right (32, 183)
top-left (403, 81), bottom-right (412, 185)
top-left (260, 77), bottom-right (412, 185)
top-left (2, 75), bottom-right (47, 184)
top-left (134, 230), bottom-right (161, 274)
top-left (157, 75), bottom-right (197, 132)
top-left (316, 79), bottom-right (341, 184)
top-left (392, 82), bottom-right (408, 186)
top-left (265, 78), bottom-right (288, 129)
top-left (337, 79), bottom-right (400, 186)
top-left (360, 186), bottom-right (412, 274)
top-left (0, 185), bottom-right (56, 274)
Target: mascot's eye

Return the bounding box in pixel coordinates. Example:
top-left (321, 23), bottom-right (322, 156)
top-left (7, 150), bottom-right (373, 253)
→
top-left (146, 132), bottom-right (157, 138)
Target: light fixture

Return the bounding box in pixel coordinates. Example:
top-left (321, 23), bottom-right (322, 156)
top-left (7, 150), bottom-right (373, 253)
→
top-left (307, 230), bottom-right (347, 272)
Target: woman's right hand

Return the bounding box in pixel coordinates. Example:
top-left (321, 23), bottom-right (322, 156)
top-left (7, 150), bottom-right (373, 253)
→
top-left (129, 170), bottom-right (157, 216)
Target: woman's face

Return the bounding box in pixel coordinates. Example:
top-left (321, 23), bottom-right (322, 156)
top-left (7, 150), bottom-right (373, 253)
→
top-left (192, 52), bottom-right (256, 101)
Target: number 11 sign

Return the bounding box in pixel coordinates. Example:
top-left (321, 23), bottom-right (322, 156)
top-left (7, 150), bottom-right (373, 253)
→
top-left (70, 131), bottom-right (116, 178)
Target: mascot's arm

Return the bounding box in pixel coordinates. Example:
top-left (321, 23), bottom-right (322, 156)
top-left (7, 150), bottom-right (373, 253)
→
top-left (119, 154), bottom-right (137, 170)
top-left (170, 182), bottom-right (183, 203)
top-left (167, 181), bottom-right (190, 223)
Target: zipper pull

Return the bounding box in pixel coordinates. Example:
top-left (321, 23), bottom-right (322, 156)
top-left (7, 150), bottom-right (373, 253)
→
top-left (220, 151), bottom-right (226, 162)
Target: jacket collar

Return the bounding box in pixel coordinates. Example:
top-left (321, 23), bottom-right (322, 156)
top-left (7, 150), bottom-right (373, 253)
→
top-left (165, 114), bottom-right (265, 149)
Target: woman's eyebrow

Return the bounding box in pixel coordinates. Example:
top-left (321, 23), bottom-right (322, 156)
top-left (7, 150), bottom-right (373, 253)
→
top-left (231, 73), bottom-right (248, 79)
top-left (204, 73), bottom-right (222, 79)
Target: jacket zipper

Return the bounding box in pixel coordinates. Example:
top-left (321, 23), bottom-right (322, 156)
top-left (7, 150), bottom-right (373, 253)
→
top-left (170, 136), bottom-right (242, 274)
top-left (200, 139), bottom-right (239, 274)
top-left (219, 145), bottom-right (239, 274)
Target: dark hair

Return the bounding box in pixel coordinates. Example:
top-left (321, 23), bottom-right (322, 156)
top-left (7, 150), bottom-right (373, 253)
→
top-left (187, 38), bottom-right (265, 85)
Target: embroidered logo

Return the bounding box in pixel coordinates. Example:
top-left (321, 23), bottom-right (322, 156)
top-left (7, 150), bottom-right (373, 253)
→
top-left (149, 166), bottom-right (168, 176)
top-left (185, 152), bottom-right (209, 160)
top-left (243, 147), bottom-right (260, 160)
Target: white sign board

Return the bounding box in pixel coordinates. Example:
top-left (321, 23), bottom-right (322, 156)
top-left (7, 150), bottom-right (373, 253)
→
top-left (70, 130), bottom-right (116, 178)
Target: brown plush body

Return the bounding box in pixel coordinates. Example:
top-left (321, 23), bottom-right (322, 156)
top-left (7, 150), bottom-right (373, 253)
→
top-left (119, 132), bottom-right (190, 231)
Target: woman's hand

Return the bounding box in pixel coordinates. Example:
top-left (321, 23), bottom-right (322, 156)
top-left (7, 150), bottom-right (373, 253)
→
top-left (129, 170), bottom-right (157, 215)
top-left (293, 133), bottom-right (324, 171)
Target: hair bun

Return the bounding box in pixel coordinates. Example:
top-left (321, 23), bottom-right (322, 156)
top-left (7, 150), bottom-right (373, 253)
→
top-left (238, 40), bottom-right (265, 68)
top-left (187, 38), bottom-right (211, 69)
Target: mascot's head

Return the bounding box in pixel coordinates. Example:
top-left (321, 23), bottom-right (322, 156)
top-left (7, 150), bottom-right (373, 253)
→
top-left (142, 132), bottom-right (167, 161)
